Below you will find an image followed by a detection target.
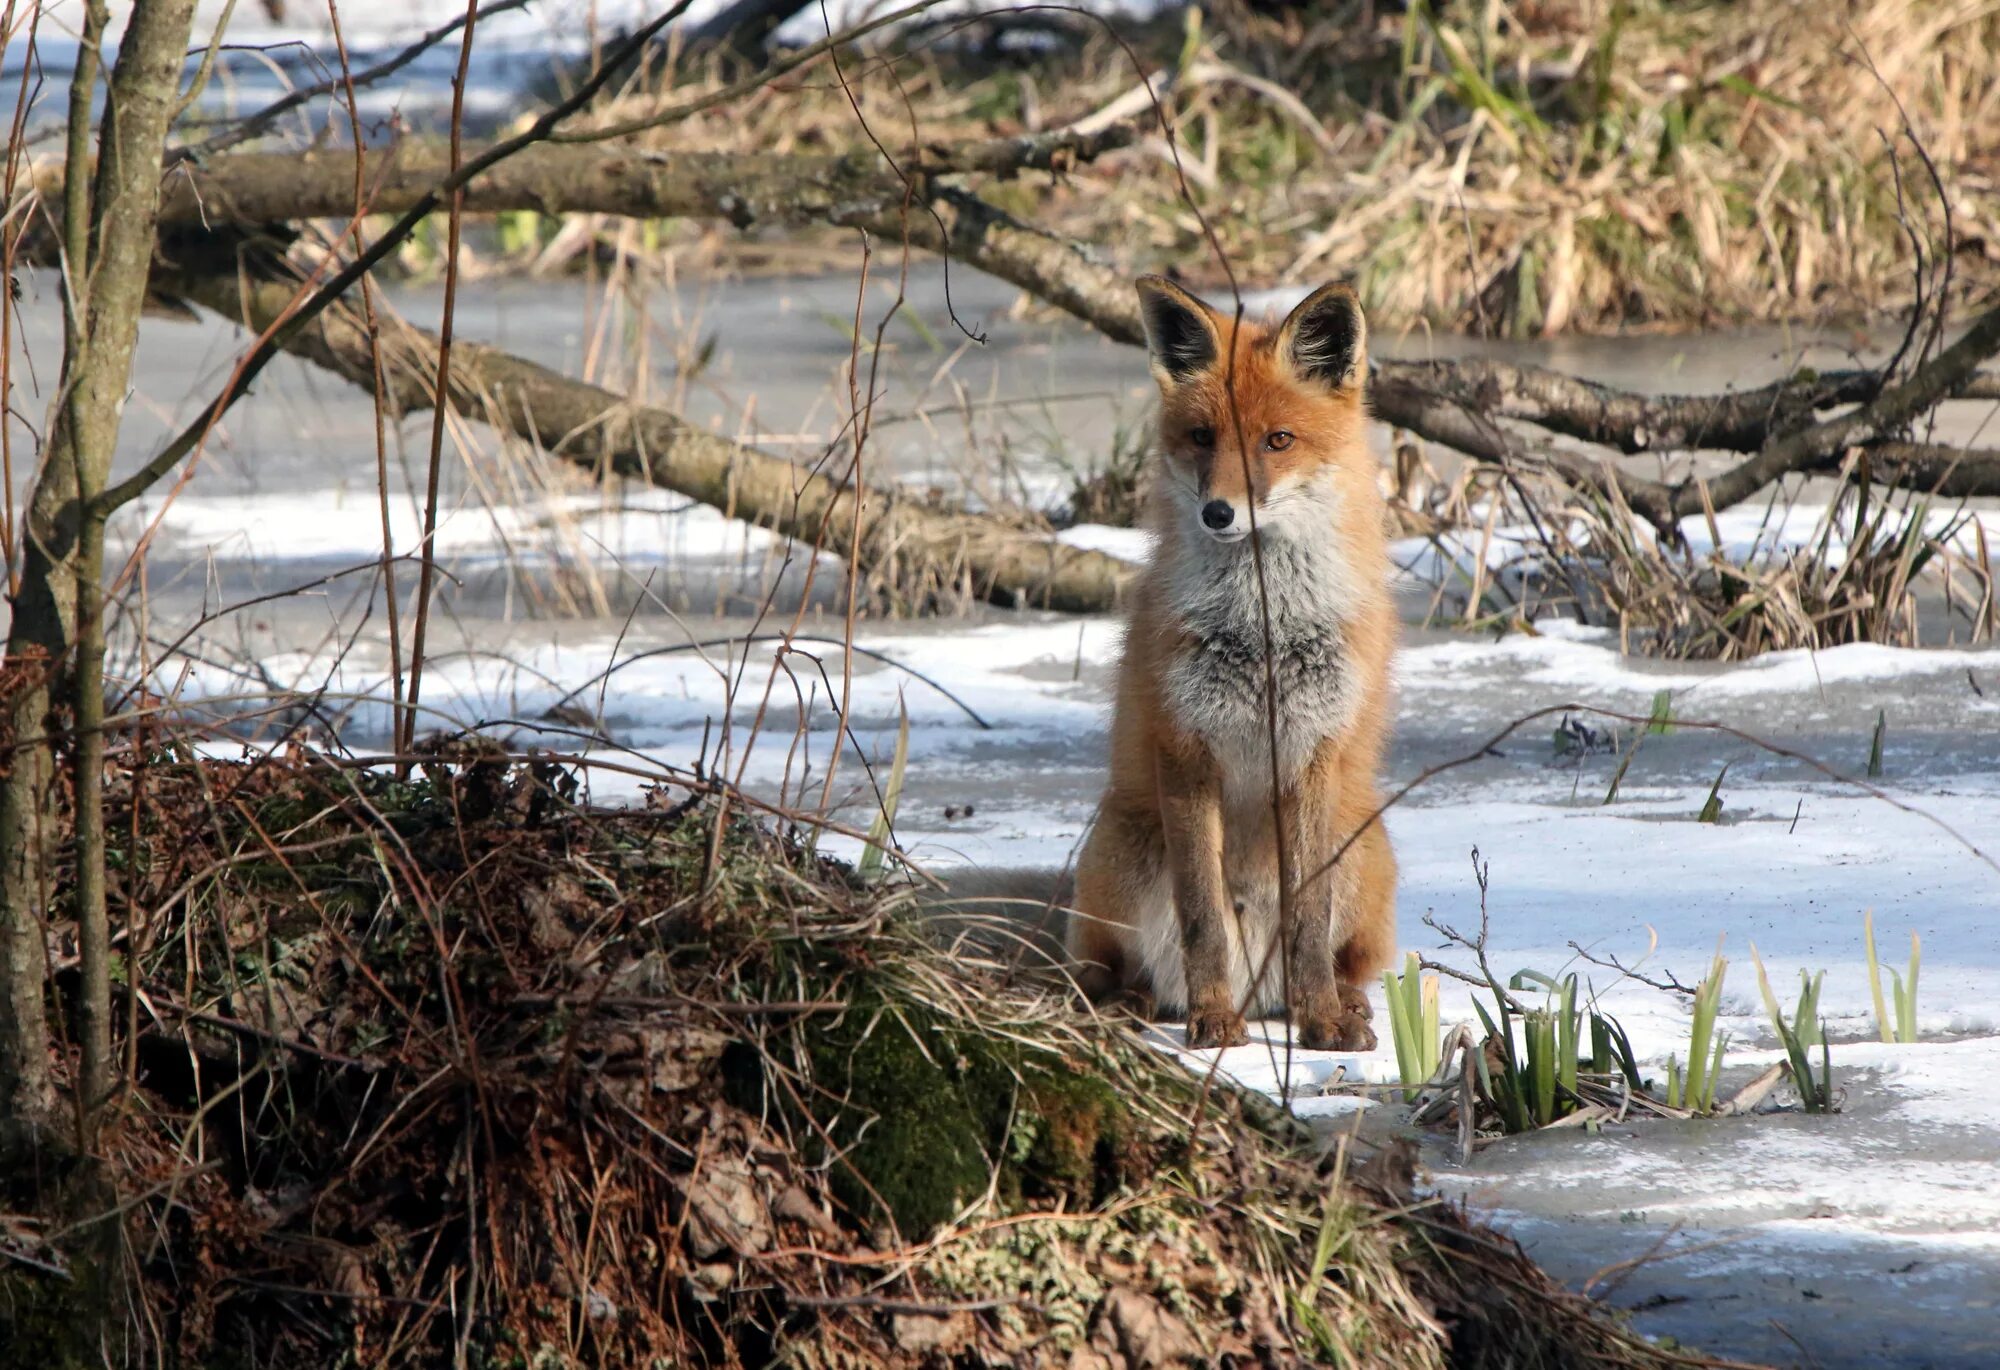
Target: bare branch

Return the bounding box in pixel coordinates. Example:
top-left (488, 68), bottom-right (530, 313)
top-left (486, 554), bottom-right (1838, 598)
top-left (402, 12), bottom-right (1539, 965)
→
top-left (1566, 942), bottom-right (1696, 999)
top-left (167, 0), bottom-right (537, 165)
top-left (1381, 356), bottom-right (1884, 455)
top-left (1692, 302), bottom-right (2000, 515)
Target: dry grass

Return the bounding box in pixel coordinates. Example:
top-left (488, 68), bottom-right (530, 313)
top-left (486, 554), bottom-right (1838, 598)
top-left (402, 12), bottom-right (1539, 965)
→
top-left (439, 0), bottom-right (2000, 335)
top-left (1410, 463), bottom-right (1999, 658)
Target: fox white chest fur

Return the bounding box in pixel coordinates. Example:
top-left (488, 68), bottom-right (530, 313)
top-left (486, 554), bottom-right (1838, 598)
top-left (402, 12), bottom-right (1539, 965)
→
top-left (1159, 474), bottom-right (1366, 802)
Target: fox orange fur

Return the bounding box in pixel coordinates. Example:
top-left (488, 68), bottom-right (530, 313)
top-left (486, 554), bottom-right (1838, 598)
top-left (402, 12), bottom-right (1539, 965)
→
top-left (1067, 276), bottom-right (1398, 1051)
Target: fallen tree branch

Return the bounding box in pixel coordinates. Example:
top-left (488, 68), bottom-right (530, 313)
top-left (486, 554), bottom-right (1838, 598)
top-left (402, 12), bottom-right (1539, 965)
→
top-left (1687, 302), bottom-right (2000, 518)
top-left (1854, 440), bottom-right (2000, 496)
top-left (138, 129), bottom-right (1136, 229)
top-left (1363, 367), bottom-right (1685, 529)
top-left (124, 134), bottom-right (1996, 476)
top-left (155, 248), bottom-right (1131, 613)
top-left (1382, 356), bottom-right (1885, 455)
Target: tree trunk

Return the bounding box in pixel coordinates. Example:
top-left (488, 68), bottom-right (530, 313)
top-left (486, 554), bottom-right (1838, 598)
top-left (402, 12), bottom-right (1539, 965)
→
top-left (1, 0), bottom-right (202, 1161)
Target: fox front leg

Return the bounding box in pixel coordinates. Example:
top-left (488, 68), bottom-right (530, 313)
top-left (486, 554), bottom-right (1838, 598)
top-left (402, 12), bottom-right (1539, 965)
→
top-left (1283, 751), bottom-right (1376, 1052)
top-left (1157, 749), bottom-right (1249, 1049)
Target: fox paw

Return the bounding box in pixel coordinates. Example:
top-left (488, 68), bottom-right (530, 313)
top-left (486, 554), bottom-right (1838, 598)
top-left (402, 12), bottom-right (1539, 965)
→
top-left (1185, 1009), bottom-right (1250, 1050)
top-left (1337, 982), bottom-right (1374, 1020)
top-left (1297, 1005), bottom-right (1377, 1053)
top-left (1071, 961), bottom-right (1119, 1004)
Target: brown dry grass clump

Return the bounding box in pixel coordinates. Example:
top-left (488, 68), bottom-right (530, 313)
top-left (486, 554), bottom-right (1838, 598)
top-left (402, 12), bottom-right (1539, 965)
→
top-left (1410, 463), bottom-right (1997, 659)
top-left (461, 0), bottom-right (2000, 335)
top-left (1, 747), bottom-right (1747, 1368)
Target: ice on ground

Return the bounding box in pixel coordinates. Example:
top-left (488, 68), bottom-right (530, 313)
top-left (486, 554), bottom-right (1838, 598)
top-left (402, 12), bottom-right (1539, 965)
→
top-left (123, 485), bottom-right (789, 568)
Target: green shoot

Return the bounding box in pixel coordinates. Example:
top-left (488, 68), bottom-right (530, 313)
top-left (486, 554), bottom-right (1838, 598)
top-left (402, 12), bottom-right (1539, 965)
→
top-left (1865, 909), bottom-right (1891, 1043)
top-left (1696, 762), bottom-right (1728, 823)
top-left (1589, 1011), bottom-right (1644, 1092)
top-left (1382, 952), bottom-right (1442, 1102)
top-left (1476, 968), bottom-right (1614, 1132)
top-left (1557, 973), bottom-right (1579, 1099)
top-left (1864, 910), bottom-right (1922, 1043)
top-left (857, 696), bottom-right (911, 883)
top-left (1793, 969), bottom-right (1825, 1050)
top-left (1472, 997), bottom-right (1529, 1134)
top-left (1646, 688), bottom-right (1674, 734)
top-left (1751, 942), bottom-right (1834, 1113)
top-left (1602, 734), bottom-right (1640, 804)
top-left (1683, 942), bottom-right (1727, 1113)
top-left (1664, 1053), bottom-right (1683, 1110)
top-left (1897, 932), bottom-right (1921, 1044)
top-left (1526, 1009), bottom-right (1557, 1125)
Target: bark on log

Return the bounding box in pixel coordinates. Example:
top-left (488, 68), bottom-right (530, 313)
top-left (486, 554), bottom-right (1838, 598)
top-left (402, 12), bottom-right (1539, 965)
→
top-left (1860, 441), bottom-right (2000, 497)
top-left (138, 130), bottom-right (1135, 230)
top-left (157, 254), bottom-right (1132, 613)
top-left (1381, 357), bottom-right (1885, 454)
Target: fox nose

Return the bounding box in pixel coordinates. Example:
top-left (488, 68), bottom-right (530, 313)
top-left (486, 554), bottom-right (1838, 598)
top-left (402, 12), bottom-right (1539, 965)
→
top-left (1201, 499), bottom-right (1236, 531)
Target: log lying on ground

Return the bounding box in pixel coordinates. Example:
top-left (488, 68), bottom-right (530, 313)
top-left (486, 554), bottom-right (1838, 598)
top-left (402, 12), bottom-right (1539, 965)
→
top-left (157, 251), bottom-right (1131, 613)
top-left (135, 129), bottom-right (1136, 230)
top-left (121, 137), bottom-right (2000, 533)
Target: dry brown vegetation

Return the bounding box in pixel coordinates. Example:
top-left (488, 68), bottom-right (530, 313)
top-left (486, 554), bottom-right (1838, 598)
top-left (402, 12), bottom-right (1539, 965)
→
top-left (460, 0), bottom-right (2000, 335)
top-left (1397, 457), bottom-right (1999, 659)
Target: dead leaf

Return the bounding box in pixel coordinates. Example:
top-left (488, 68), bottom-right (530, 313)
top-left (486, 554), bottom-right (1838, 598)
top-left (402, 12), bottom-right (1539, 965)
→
top-left (1096, 1287), bottom-right (1202, 1366)
top-left (676, 1151), bottom-right (773, 1259)
top-left (891, 1310), bottom-right (977, 1355)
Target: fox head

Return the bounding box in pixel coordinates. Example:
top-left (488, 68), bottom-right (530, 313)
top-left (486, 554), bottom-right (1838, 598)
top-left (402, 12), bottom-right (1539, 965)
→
top-left (1135, 275), bottom-right (1370, 545)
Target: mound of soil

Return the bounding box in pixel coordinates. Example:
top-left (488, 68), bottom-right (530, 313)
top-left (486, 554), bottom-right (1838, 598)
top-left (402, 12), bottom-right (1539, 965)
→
top-left (2, 747), bottom-right (1739, 1367)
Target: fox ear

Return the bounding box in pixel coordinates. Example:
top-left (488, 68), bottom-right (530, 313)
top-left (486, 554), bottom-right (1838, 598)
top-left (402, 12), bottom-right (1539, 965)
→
top-left (1135, 275), bottom-right (1219, 383)
top-left (1277, 283), bottom-right (1366, 391)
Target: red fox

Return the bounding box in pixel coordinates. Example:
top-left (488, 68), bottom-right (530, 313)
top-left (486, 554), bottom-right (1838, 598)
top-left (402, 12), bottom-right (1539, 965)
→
top-left (1067, 276), bottom-right (1398, 1051)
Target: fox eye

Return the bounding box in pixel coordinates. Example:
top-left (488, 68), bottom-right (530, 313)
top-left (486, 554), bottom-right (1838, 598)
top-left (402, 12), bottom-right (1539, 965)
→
top-left (1265, 430), bottom-right (1295, 452)
top-left (1188, 425), bottom-right (1215, 449)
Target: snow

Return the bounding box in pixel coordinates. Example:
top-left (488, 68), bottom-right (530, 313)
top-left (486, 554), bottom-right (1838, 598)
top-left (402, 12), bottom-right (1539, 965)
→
top-left (125, 485), bottom-right (787, 567)
top-left (1054, 522), bottom-right (1153, 561)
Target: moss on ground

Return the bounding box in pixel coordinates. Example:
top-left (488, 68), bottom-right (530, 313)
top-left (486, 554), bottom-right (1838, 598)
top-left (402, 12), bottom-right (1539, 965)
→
top-left (785, 989), bottom-right (1143, 1236)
